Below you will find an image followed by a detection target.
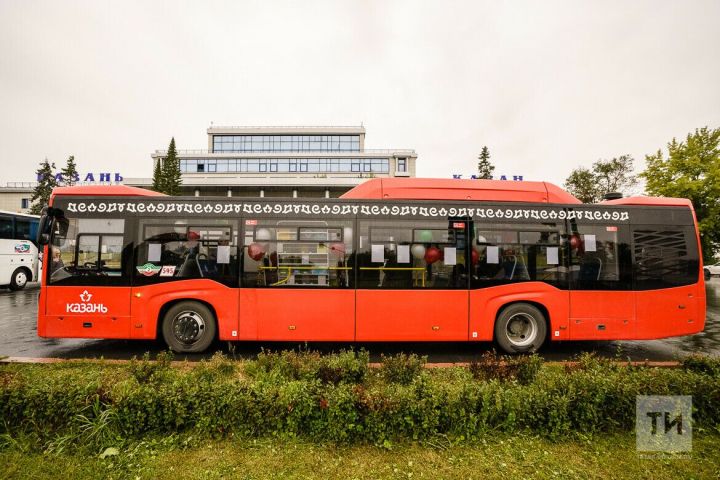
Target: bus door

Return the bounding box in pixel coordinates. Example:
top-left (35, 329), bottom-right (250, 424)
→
top-left (239, 218), bottom-right (356, 341)
top-left (568, 223), bottom-right (635, 340)
top-left (42, 216), bottom-right (132, 338)
top-left (355, 217), bottom-right (470, 341)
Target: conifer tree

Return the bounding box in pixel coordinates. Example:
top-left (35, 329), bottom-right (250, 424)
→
top-left (30, 158), bottom-right (57, 214)
top-left (60, 155), bottom-right (79, 186)
top-left (151, 158), bottom-right (164, 192)
top-left (477, 146), bottom-right (495, 179)
top-left (161, 137), bottom-right (182, 195)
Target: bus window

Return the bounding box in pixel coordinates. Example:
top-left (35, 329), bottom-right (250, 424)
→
top-left (569, 224), bottom-right (632, 290)
top-left (633, 226), bottom-right (699, 289)
top-left (0, 216), bottom-right (13, 239)
top-left (471, 223), bottom-right (565, 289)
top-left (357, 219), bottom-right (468, 289)
top-left (14, 220), bottom-right (32, 241)
top-left (242, 219), bottom-right (353, 288)
top-left (134, 219), bottom-right (239, 286)
top-left (49, 218), bottom-right (127, 285)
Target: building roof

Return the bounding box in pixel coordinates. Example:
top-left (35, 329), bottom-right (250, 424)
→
top-left (207, 126), bottom-right (366, 135)
top-left (341, 178), bottom-right (582, 204)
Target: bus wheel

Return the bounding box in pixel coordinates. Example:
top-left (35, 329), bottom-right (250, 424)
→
top-left (9, 268), bottom-right (29, 291)
top-left (161, 301), bottom-right (217, 353)
top-left (494, 303), bottom-right (547, 354)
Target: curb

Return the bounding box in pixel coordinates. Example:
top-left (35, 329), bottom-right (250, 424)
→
top-left (0, 356), bottom-right (682, 368)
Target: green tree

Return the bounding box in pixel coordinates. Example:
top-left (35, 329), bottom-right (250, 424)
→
top-left (564, 155), bottom-right (637, 203)
top-left (60, 155), bottom-right (79, 186)
top-left (151, 158), bottom-right (164, 192)
top-left (161, 137), bottom-right (182, 195)
top-left (642, 127), bottom-right (720, 261)
top-left (593, 155), bottom-right (637, 196)
top-left (30, 158), bottom-right (57, 214)
top-left (477, 146), bottom-right (494, 179)
top-left (564, 167), bottom-right (598, 203)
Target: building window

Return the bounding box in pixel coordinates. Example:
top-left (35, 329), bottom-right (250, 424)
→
top-left (397, 158), bottom-right (407, 172)
top-left (21, 198), bottom-right (30, 209)
top-left (197, 163), bottom-right (205, 173)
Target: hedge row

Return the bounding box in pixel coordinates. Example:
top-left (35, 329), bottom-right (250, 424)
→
top-left (1, 351), bottom-right (719, 449)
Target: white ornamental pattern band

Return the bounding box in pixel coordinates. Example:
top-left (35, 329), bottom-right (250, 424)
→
top-left (63, 201), bottom-right (630, 222)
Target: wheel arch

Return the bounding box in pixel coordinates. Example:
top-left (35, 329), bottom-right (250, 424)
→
top-left (155, 298), bottom-right (219, 341)
top-left (493, 300), bottom-right (551, 343)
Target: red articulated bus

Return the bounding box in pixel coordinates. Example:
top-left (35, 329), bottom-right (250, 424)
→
top-left (36, 178), bottom-right (706, 354)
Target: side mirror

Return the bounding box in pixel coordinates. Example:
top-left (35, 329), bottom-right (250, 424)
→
top-left (36, 213), bottom-right (54, 246)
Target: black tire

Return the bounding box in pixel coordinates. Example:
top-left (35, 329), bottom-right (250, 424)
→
top-left (9, 268), bottom-right (29, 291)
top-left (494, 303), bottom-right (547, 354)
top-left (704, 269), bottom-right (711, 280)
top-left (161, 301), bottom-right (217, 353)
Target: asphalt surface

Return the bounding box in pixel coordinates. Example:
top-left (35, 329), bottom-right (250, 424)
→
top-left (0, 280), bottom-right (718, 362)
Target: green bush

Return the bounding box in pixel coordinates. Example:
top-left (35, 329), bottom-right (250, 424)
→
top-left (682, 354), bottom-right (720, 377)
top-left (243, 348), bottom-right (369, 384)
top-left (0, 351), bottom-right (718, 452)
top-left (378, 353), bottom-right (427, 385)
top-left (468, 351), bottom-right (542, 385)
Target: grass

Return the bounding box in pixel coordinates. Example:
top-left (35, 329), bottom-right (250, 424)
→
top-left (1, 432), bottom-right (719, 480)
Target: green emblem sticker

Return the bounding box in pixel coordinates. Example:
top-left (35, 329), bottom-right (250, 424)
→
top-left (136, 263), bottom-right (161, 276)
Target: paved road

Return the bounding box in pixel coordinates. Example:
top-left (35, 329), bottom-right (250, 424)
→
top-left (1, 280), bottom-right (718, 362)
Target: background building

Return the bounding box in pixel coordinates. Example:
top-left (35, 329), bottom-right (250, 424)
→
top-left (0, 125), bottom-right (417, 212)
top-left (0, 183), bottom-right (34, 213)
top-left (126, 125), bottom-right (417, 198)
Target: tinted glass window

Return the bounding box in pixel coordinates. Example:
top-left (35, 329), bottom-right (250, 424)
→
top-left (0, 217), bottom-right (13, 239)
top-left (49, 217), bottom-right (128, 286)
top-left (135, 219), bottom-right (239, 286)
top-left (357, 219), bottom-right (469, 289)
top-left (569, 224), bottom-right (632, 290)
top-left (471, 223), bottom-right (566, 289)
top-left (242, 219), bottom-right (354, 288)
top-left (14, 220), bottom-right (32, 240)
top-left (633, 226), bottom-right (699, 289)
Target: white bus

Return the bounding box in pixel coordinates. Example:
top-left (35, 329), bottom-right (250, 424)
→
top-left (0, 210), bottom-right (39, 290)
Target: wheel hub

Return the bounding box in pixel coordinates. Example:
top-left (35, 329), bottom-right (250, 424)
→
top-left (172, 311), bottom-right (205, 345)
top-left (505, 313), bottom-right (537, 347)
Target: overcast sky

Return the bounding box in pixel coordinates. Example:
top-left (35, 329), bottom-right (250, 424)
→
top-left (1, 0), bottom-right (718, 188)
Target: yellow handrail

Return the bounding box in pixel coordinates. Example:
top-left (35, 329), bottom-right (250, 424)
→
top-left (258, 265), bottom-right (352, 286)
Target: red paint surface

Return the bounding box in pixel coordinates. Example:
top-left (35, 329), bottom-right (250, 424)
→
top-left (341, 178), bottom-right (581, 204)
top-left (356, 290), bottom-right (468, 341)
top-left (240, 289), bottom-right (355, 341)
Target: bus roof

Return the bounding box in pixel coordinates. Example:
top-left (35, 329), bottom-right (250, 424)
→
top-left (341, 178), bottom-right (582, 204)
top-left (601, 196), bottom-right (694, 208)
top-left (51, 185), bottom-right (165, 200)
top-left (0, 209), bottom-right (40, 219)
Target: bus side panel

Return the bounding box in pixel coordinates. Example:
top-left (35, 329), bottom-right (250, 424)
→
top-left (356, 290), bottom-right (468, 341)
top-left (42, 286), bottom-right (131, 338)
top-left (37, 244), bottom-right (49, 337)
top-left (130, 280), bottom-right (239, 341)
top-left (569, 291), bottom-right (636, 340)
top-left (635, 285), bottom-right (704, 339)
top-left (468, 283), bottom-right (570, 341)
top-left (37, 285), bottom-right (48, 337)
top-left (242, 289), bottom-right (355, 341)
